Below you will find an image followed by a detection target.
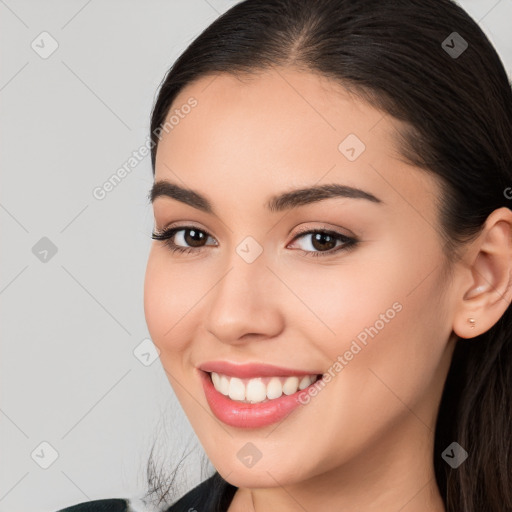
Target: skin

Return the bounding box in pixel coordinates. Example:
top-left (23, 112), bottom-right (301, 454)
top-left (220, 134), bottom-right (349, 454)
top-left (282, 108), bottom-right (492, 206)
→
top-left (144, 67), bottom-right (512, 511)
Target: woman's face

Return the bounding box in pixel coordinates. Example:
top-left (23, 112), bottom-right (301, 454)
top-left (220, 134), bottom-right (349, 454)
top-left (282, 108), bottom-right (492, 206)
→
top-left (144, 68), bottom-right (458, 490)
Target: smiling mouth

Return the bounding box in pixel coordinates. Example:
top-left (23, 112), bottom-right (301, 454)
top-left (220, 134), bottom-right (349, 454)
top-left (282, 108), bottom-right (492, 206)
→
top-left (207, 371), bottom-right (323, 404)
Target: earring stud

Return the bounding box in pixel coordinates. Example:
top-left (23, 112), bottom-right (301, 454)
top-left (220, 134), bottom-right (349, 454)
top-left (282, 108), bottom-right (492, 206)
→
top-left (468, 317), bottom-right (476, 328)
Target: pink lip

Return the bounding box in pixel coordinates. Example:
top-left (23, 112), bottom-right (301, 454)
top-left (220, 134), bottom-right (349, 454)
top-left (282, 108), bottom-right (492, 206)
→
top-left (198, 360), bottom-right (321, 379)
top-left (197, 366), bottom-right (323, 429)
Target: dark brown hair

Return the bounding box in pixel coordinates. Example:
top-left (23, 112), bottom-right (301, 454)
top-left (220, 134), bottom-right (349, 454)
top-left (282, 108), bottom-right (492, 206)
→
top-left (145, 1), bottom-right (512, 510)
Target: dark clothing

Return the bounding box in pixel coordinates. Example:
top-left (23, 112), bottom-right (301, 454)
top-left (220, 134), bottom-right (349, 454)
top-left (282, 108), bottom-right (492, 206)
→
top-left (55, 498), bottom-right (130, 512)
top-left (55, 472), bottom-right (237, 512)
top-left (165, 472), bottom-right (237, 511)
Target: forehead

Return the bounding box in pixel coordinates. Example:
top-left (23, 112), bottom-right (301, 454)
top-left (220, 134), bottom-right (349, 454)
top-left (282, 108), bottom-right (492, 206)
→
top-left (153, 69), bottom-right (441, 221)
top-left (156, 69), bottom-right (393, 171)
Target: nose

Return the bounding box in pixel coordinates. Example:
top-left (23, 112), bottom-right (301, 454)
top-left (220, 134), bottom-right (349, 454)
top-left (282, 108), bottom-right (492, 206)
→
top-left (203, 254), bottom-right (284, 345)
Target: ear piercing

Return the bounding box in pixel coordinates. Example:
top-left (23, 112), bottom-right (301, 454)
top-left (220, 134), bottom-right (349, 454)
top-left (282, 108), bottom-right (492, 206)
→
top-left (468, 317), bottom-right (476, 328)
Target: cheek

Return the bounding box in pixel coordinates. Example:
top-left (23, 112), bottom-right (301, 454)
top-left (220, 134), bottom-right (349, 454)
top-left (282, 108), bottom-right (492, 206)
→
top-left (309, 237), bottom-right (446, 353)
top-left (143, 250), bottom-right (195, 354)
top-left (144, 252), bottom-right (203, 408)
top-left (296, 239), bottom-right (450, 397)
top-left (282, 254), bottom-right (404, 349)
top-left (324, 252), bottom-right (450, 419)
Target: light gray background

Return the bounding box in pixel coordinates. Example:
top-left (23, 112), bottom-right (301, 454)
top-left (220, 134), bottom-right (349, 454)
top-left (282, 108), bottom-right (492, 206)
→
top-left (1, 1), bottom-right (511, 511)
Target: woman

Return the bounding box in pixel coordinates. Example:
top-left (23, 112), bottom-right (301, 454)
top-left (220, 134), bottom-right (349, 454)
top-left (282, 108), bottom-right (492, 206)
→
top-left (57, 0), bottom-right (512, 511)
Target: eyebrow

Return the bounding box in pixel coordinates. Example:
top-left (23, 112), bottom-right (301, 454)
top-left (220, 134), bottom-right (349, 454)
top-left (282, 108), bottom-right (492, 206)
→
top-left (148, 180), bottom-right (382, 214)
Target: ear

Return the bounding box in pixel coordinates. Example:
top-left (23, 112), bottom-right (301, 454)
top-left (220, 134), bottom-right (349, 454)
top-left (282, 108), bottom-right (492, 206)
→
top-left (453, 207), bottom-right (512, 339)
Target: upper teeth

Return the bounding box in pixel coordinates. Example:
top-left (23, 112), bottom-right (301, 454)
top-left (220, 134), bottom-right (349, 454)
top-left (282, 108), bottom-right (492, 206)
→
top-left (210, 372), bottom-right (320, 403)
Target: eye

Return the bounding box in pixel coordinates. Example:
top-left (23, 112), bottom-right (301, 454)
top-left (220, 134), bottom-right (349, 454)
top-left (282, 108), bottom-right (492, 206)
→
top-left (151, 225), bottom-right (358, 258)
top-left (288, 228), bottom-right (358, 258)
top-left (151, 226), bottom-right (216, 255)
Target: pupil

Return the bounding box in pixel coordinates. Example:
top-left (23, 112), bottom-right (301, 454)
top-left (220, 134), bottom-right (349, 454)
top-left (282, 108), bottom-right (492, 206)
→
top-left (185, 229), bottom-right (206, 247)
top-left (312, 233), bottom-right (335, 251)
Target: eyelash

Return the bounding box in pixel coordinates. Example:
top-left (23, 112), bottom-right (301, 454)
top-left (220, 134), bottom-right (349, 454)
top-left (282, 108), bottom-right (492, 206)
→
top-left (151, 225), bottom-right (358, 258)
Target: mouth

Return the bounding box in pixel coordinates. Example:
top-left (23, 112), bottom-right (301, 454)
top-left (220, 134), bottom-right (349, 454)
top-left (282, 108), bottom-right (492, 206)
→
top-left (198, 364), bottom-right (325, 428)
top-left (208, 371), bottom-right (323, 404)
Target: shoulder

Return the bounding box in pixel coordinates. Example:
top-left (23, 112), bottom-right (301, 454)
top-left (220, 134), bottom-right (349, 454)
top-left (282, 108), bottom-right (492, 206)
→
top-left (164, 471), bottom-right (237, 512)
top-left (55, 498), bottom-right (132, 512)
top-left (54, 472), bottom-right (237, 512)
